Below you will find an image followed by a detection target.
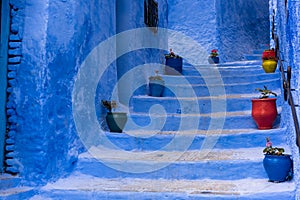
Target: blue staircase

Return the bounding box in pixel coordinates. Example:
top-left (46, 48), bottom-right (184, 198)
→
top-left (4, 47), bottom-right (295, 199)
top-left (0, 174), bottom-right (34, 200)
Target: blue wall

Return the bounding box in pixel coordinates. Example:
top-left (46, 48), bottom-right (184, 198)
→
top-left (6, 0), bottom-right (169, 185)
top-left (272, 0), bottom-right (300, 198)
top-left (115, 0), bottom-right (168, 105)
top-left (8, 0), bottom-right (117, 185)
top-left (168, 0), bottom-right (269, 62)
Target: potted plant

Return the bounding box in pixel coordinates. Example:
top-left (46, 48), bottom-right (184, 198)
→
top-left (149, 70), bottom-right (165, 97)
top-left (164, 48), bottom-right (183, 75)
top-left (263, 137), bottom-right (293, 182)
top-left (101, 100), bottom-right (127, 133)
top-left (262, 48), bottom-right (277, 73)
top-left (251, 86), bottom-right (278, 129)
top-left (208, 49), bottom-right (219, 64)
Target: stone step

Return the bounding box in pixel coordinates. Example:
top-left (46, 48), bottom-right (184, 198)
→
top-left (181, 65), bottom-right (266, 76)
top-left (0, 174), bottom-right (20, 190)
top-left (124, 111), bottom-right (281, 131)
top-left (253, 49), bottom-right (264, 54)
top-left (33, 174), bottom-right (295, 200)
top-left (0, 186), bottom-right (34, 200)
top-left (243, 54), bottom-right (261, 61)
top-left (75, 147), bottom-right (273, 180)
top-left (161, 73), bottom-right (279, 85)
top-left (184, 61), bottom-right (262, 67)
top-left (161, 79), bottom-right (280, 97)
top-left (93, 128), bottom-right (287, 151)
top-left (131, 94), bottom-right (283, 114)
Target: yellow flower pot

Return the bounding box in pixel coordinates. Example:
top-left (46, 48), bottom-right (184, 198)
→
top-left (262, 59), bottom-right (277, 73)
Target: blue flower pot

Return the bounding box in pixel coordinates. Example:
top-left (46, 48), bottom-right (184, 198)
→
top-left (208, 56), bottom-right (219, 64)
top-left (165, 57), bottom-right (183, 75)
top-left (263, 154), bottom-right (293, 182)
top-left (149, 80), bottom-right (164, 97)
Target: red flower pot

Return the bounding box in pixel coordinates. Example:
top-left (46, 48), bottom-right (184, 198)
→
top-left (262, 49), bottom-right (276, 60)
top-left (251, 98), bottom-right (277, 129)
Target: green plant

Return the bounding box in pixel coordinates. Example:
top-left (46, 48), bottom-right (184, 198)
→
top-left (149, 70), bottom-right (164, 81)
top-left (164, 48), bottom-right (181, 59)
top-left (263, 137), bottom-right (285, 155)
top-left (101, 100), bottom-right (117, 112)
top-left (210, 49), bottom-right (218, 57)
top-left (256, 86), bottom-right (277, 99)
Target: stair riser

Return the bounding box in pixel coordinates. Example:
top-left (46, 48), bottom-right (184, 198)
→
top-left (76, 159), bottom-right (266, 180)
top-left (162, 81), bottom-right (280, 97)
top-left (124, 115), bottom-right (280, 131)
top-left (244, 55), bottom-right (261, 61)
top-left (131, 98), bottom-right (252, 114)
top-left (0, 176), bottom-right (20, 190)
top-left (182, 69), bottom-right (266, 76)
top-left (162, 74), bottom-right (279, 85)
top-left (94, 129), bottom-right (286, 151)
top-left (131, 97), bottom-right (283, 114)
top-left (36, 190), bottom-right (295, 200)
top-left (253, 50), bottom-right (264, 54)
top-left (0, 190), bottom-right (35, 200)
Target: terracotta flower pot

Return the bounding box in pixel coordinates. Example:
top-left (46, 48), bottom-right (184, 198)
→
top-left (251, 98), bottom-right (277, 129)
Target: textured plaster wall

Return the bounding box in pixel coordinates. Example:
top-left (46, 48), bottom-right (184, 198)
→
top-left (273, 0), bottom-right (300, 197)
top-left (216, 0), bottom-right (269, 62)
top-left (115, 0), bottom-right (168, 105)
top-left (8, 0), bottom-right (168, 185)
top-left (168, 0), bottom-right (269, 63)
top-left (167, 0), bottom-right (218, 63)
top-left (9, 0), bottom-right (117, 185)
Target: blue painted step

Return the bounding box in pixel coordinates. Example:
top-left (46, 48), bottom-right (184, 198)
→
top-left (243, 54), bottom-right (261, 61)
top-left (161, 79), bottom-right (280, 97)
top-left (0, 174), bottom-right (20, 189)
top-left (76, 150), bottom-right (267, 180)
top-left (182, 67), bottom-right (269, 76)
top-left (161, 73), bottom-right (279, 85)
top-left (253, 49), bottom-right (264, 54)
top-left (124, 111), bottom-right (281, 131)
top-left (131, 94), bottom-right (283, 114)
top-left (91, 128), bottom-right (287, 151)
top-left (32, 176), bottom-right (295, 200)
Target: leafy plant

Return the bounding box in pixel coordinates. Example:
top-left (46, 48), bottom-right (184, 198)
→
top-left (149, 70), bottom-right (164, 81)
top-left (263, 137), bottom-right (285, 155)
top-left (101, 100), bottom-right (117, 112)
top-left (165, 48), bottom-right (181, 59)
top-left (210, 49), bottom-right (218, 57)
top-left (256, 86), bottom-right (277, 99)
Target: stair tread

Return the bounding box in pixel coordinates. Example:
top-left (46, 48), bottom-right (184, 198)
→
top-left (79, 146), bottom-right (281, 162)
top-left (134, 94), bottom-right (255, 99)
top-left (121, 127), bottom-right (286, 136)
top-left (41, 173), bottom-right (294, 196)
top-left (163, 78), bottom-right (280, 86)
top-left (188, 60), bottom-right (262, 67)
top-left (0, 187), bottom-right (33, 197)
top-left (133, 93), bottom-right (280, 100)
